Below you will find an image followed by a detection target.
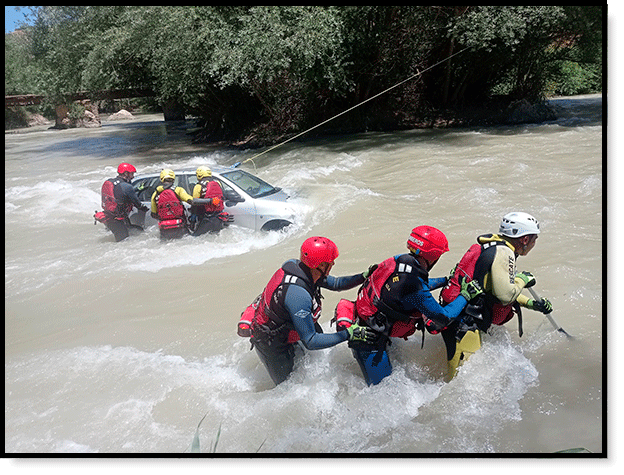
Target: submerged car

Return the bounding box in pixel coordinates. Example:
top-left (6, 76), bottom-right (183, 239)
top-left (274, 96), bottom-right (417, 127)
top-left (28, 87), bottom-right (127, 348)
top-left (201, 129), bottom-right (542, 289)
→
top-left (128, 167), bottom-right (297, 231)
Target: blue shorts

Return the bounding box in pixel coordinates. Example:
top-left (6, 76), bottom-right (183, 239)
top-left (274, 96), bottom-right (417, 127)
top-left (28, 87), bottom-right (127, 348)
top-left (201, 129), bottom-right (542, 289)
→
top-left (351, 347), bottom-right (392, 386)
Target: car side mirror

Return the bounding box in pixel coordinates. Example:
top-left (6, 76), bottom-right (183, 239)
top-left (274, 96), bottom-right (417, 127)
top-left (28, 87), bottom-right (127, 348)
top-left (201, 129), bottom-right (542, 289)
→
top-left (224, 189), bottom-right (244, 206)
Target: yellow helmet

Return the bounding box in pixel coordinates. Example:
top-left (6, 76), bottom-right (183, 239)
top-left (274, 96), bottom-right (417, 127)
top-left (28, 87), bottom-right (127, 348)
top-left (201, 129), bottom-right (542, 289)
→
top-left (196, 166), bottom-right (212, 180)
top-left (160, 169), bottom-right (175, 182)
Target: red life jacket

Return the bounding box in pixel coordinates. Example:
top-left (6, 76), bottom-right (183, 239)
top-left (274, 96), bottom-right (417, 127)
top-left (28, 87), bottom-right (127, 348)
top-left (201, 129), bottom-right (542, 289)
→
top-left (101, 177), bottom-right (132, 219)
top-left (440, 237), bottom-right (515, 328)
top-left (239, 260), bottom-right (322, 344)
top-left (354, 254), bottom-right (427, 339)
top-left (156, 187), bottom-right (185, 220)
top-left (156, 186), bottom-right (186, 230)
top-left (199, 180), bottom-right (224, 213)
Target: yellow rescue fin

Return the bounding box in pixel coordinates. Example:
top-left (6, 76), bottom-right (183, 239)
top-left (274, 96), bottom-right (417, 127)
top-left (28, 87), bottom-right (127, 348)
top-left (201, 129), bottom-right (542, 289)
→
top-left (447, 329), bottom-right (482, 381)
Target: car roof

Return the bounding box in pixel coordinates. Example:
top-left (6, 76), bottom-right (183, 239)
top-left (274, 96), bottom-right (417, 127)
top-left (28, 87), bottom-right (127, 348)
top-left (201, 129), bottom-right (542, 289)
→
top-left (133, 166), bottom-right (236, 179)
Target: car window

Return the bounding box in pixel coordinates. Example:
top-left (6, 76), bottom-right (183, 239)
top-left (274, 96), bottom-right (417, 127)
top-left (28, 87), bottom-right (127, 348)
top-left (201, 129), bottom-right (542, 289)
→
top-left (133, 176), bottom-right (184, 201)
top-left (133, 177), bottom-right (161, 201)
top-left (220, 170), bottom-right (278, 198)
top-left (176, 174), bottom-right (191, 195)
top-left (187, 174), bottom-right (199, 195)
top-left (188, 175), bottom-right (230, 197)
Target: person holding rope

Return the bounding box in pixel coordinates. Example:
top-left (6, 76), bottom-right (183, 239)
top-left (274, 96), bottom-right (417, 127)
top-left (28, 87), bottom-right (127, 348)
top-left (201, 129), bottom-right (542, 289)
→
top-left (439, 212), bottom-right (553, 378)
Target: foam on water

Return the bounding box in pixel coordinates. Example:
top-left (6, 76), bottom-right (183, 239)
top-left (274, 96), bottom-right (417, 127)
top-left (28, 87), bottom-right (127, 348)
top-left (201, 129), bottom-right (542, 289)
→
top-left (5, 325), bottom-right (540, 453)
top-left (5, 147), bottom-right (377, 299)
top-left (5, 97), bottom-right (603, 454)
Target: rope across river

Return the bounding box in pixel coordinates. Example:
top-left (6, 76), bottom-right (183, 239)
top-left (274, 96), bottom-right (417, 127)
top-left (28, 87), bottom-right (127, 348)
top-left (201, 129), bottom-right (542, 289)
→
top-left (239, 46), bottom-right (471, 169)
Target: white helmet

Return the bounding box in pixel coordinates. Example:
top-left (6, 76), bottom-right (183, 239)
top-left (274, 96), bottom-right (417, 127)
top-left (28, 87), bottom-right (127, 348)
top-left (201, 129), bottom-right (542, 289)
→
top-left (499, 212), bottom-right (540, 238)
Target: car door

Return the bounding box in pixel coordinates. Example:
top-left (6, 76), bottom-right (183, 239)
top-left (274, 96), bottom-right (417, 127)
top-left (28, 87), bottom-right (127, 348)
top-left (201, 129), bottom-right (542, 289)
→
top-left (129, 176), bottom-right (160, 227)
top-left (216, 178), bottom-right (257, 230)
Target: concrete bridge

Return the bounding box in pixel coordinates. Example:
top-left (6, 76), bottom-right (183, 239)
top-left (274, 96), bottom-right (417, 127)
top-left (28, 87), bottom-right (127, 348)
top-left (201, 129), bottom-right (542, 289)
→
top-left (5, 88), bottom-right (186, 124)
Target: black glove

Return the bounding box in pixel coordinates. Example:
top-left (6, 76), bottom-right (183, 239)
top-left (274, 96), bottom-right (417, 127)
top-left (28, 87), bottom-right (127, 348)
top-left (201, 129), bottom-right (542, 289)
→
top-left (423, 317), bottom-right (449, 334)
top-left (362, 264), bottom-right (378, 279)
top-left (528, 297), bottom-right (553, 314)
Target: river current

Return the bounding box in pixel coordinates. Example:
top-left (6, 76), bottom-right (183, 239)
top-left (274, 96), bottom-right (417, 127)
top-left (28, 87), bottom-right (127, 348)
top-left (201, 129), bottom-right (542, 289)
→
top-left (5, 95), bottom-right (603, 455)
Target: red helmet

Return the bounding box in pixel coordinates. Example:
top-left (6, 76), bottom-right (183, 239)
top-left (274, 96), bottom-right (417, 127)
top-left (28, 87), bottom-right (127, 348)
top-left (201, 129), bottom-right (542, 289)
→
top-left (117, 163), bottom-right (137, 174)
top-left (300, 236), bottom-right (339, 269)
top-left (407, 226), bottom-right (449, 262)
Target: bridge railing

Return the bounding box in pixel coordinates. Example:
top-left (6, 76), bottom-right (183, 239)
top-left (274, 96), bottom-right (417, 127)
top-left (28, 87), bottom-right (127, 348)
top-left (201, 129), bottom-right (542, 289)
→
top-left (5, 88), bottom-right (155, 107)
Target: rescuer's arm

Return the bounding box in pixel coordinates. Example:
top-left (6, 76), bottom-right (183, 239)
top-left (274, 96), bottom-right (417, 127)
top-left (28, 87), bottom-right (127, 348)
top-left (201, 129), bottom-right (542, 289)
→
top-left (285, 286), bottom-right (348, 349)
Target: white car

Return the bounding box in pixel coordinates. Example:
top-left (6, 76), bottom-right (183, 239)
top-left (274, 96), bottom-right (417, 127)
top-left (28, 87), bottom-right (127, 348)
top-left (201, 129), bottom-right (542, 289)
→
top-left (128, 167), bottom-right (297, 231)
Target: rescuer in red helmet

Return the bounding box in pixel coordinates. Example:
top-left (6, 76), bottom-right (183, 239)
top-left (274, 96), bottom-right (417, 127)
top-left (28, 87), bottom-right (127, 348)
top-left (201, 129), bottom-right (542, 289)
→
top-left (237, 236), bottom-right (375, 386)
top-left (94, 163), bottom-right (148, 241)
top-left (336, 225), bottom-right (483, 385)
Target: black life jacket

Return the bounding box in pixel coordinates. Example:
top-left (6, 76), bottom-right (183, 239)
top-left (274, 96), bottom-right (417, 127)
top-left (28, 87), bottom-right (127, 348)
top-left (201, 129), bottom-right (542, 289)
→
top-left (355, 253), bottom-right (428, 338)
top-left (246, 260), bottom-right (322, 344)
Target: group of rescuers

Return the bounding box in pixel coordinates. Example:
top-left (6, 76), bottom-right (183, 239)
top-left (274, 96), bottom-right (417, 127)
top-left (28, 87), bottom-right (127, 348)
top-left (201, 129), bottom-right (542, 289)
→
top-left (96, 163), bottom-right (553, 386)
top-left (237, 215), bottom-right (553, 386)
top-left (94, 162), bottom-right (232, 241)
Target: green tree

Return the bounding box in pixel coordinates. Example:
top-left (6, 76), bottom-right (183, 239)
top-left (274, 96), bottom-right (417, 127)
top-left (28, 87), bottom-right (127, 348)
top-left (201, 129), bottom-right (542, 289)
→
top-left (9, 6), bottom-right (602, 139)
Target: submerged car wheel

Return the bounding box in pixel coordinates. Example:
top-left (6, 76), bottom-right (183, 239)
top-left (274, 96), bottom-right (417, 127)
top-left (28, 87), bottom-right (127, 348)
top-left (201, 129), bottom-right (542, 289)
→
top-left (261, 220), bottom-right (292, 231)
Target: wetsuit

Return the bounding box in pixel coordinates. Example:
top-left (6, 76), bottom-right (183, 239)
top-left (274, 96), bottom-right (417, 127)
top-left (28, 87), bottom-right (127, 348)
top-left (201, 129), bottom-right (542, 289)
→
top-left (440, 234), bottom-right (532, 361)
top-left (352, 254), bottom-right (468, 385)
top-left (103, 177), bottom-right (146, 241)
top-left (251, 259), bottom-right (364, 386)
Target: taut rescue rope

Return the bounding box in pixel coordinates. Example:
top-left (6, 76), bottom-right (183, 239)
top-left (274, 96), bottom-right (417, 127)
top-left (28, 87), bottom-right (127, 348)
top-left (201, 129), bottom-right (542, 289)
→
top-left (239, 46), bottom-right (470, 168)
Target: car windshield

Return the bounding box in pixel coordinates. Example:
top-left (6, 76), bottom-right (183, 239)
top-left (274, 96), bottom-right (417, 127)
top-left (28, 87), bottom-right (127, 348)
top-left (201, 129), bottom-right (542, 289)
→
top-left (221, 170), bottom-right (279, 198)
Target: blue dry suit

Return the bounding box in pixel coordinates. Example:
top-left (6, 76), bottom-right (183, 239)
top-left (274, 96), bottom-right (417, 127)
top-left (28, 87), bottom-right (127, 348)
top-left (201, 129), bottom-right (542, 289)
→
top-left (352, 254), bottom-right (468, 385)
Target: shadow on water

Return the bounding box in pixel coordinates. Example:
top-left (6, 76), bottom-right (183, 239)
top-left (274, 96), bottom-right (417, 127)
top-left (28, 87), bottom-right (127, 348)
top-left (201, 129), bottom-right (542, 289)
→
top-left (41, 119), bottom-right (201, 161)
top-left (37, 94), bottom-right (602, 164)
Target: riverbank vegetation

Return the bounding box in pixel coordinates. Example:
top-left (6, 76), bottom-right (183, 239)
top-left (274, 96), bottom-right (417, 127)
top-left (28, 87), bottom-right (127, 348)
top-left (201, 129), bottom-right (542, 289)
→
top-left (6, 6), bottom-right (603, 142)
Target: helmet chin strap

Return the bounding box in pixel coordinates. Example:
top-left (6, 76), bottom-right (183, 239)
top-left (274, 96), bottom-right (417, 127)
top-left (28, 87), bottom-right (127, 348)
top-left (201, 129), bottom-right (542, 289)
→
top-left (311, 262), bottom-right (332, 282)
top-left (411, 250), bottom-right (437, 271)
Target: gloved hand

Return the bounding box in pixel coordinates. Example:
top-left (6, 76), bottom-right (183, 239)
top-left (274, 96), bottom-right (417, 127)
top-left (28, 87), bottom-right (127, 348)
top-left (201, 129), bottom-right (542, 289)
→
top-left (459, 275), bottom-right (483, 301)
top-left (527, 297), bottom-right (553, 314)
top-left (362, 264), bottom-right (378, 279)
top-left (346, 323), bottom-right (376, 343)
top-left (515, 271), bottom-right (536, 288)
top-left (423, 316), bottom-right (449, 334)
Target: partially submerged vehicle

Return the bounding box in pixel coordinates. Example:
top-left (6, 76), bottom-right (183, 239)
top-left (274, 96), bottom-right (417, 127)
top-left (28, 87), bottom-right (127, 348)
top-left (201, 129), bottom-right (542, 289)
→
top-left (128, 167), bottom-right (298, 231)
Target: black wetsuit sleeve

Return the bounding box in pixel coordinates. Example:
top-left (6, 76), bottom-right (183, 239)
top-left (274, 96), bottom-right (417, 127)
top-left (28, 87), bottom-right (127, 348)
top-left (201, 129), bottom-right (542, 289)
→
top-left (118, 181), bottom-right (143, 209)
top-left (320, 273), bottom-right (365, 291)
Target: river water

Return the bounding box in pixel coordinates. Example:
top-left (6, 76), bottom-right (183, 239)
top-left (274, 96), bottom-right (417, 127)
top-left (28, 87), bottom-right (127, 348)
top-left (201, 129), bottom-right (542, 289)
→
top-left (5, 95), bottom-right (603, 455)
